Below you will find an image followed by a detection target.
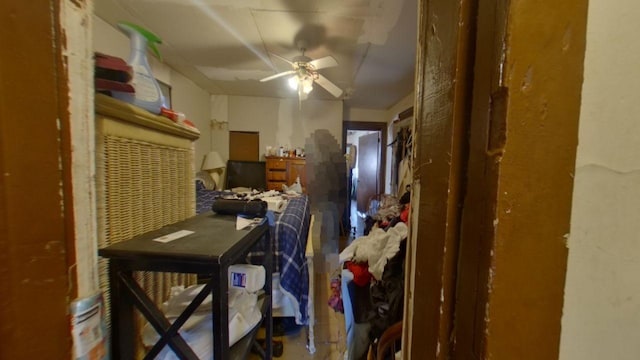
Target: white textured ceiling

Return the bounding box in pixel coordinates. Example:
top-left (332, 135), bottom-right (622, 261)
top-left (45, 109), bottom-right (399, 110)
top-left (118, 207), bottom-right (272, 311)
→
top-left (94, 0), bottom-right (417, 110)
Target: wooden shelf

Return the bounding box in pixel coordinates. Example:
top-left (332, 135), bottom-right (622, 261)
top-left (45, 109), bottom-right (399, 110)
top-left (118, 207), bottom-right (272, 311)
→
top-left (95, 93), bottom-right (201, 140)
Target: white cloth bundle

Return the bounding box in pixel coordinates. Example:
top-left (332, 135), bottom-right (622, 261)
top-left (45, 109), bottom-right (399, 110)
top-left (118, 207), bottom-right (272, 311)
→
top-left (142, 285), bottom-right (262, 359)
top-left (339, 222), bottom-right (408, 280)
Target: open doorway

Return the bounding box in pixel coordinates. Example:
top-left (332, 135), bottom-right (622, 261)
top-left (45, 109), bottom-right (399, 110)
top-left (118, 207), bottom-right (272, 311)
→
top-left (342, 121), bottom-right (387, 238)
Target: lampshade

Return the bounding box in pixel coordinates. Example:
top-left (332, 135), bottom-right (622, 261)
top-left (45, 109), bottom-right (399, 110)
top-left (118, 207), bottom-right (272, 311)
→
top-left (201, 151), bottom-right (225, 171)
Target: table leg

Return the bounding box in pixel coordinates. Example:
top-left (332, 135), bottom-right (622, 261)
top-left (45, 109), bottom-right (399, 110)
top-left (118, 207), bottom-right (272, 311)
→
top-left (213, 269), bottom-right (229, 359)
top-left (109, 262), bottom-right (135, 359)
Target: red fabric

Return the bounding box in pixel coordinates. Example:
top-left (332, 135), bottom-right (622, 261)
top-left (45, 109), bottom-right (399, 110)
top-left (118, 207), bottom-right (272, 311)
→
top-left (400, 206), bottom-right (410, 224)
top-left (346, 261), bottom-right (372, 287)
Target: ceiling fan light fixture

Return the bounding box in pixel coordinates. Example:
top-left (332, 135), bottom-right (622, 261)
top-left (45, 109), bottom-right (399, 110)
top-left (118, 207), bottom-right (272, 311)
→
top-left (288, 76), bottom-right (299, 90)
top-left (302, 77), bottom-right (314, 94)
top-left (260, 51), bottom-right (341, 99)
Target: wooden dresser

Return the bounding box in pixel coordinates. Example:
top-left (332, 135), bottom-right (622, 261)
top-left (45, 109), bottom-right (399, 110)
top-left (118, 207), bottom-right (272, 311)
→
top-left (265, 156), bottom-right (306, 192)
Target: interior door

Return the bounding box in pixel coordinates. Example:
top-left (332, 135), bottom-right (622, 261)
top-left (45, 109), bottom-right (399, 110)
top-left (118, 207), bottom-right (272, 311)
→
top-left (228, 131), bottom-right (259, 161)
top-left (356, 132), bottom-right (380, 213)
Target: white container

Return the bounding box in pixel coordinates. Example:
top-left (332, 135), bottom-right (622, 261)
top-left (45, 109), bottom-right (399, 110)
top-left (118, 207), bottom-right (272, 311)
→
top-left (228, 264), bottom-right (266, 293)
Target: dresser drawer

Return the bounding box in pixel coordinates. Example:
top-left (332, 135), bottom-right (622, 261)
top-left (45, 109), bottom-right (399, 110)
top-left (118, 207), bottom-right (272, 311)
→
top-left (266, 158), bottom-right (287, 170)
top-left (267, 170), bottom-right (287, 181)
top-left (267, 181), bottom-right (285, 191)
top-left (264, 156), bottom-right (306, 193)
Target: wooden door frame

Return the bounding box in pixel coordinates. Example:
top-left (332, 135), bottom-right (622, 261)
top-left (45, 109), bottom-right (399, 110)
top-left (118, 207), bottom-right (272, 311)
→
top-left (453, 0), bottom-right (587, 358)
top-left (402, 0), bottom-right (476, 357)
top-left (342, 121), bottom-right (387, 232)
top-left (0, 1), bottom-right (76, 358)
top-left (405, 0), bottom-right (587, 359)
top-left (342, 121), bottom-right (387, 195)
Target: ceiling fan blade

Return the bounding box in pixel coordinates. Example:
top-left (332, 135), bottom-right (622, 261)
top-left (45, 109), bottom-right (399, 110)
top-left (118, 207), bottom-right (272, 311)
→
top-left (315, 74), bottom-right (343, 98)
top-left (269, 52), bottom-right (294, 66)
top-left (260, 70), bottom-right (296, 82)
top-left (309, 56), bottom-right (338, 70)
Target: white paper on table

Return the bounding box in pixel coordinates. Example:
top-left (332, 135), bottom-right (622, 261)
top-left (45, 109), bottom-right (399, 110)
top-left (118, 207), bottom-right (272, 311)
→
top-left (236, 216), bottom-right (262, 230)
top-left (152, 230), bottom-right (194, 243)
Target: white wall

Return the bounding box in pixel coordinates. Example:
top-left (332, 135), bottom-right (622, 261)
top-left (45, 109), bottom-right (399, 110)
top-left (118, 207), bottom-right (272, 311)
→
top-left (560, 1), bottom-right (640, 359)
top-left (343, 93), bottom-right (414, 125)
top-left (344, 107), bottom-right (388, 122)
top-left (226, 95), bottom-right (343, 160)
top-left (209, 95), bottom-right (230, 158)
top-left (385, 92), bottom-right (415, 122)
top-left (170, 73), bottom-right (211, 168)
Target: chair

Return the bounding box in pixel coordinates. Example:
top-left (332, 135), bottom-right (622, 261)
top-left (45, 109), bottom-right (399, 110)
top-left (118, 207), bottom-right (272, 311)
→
top-left (368, 321), bottom-right (403, 360)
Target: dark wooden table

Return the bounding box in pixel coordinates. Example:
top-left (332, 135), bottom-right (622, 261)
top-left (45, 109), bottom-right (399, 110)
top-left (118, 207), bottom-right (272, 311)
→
top-left (99, 212), bottom-right (272, 360)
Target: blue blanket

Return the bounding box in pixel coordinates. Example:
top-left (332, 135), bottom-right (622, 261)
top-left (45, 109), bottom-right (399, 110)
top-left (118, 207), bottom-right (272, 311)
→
top-left (195, 181), bottom-right (217, 215)
top-left (246, 196), bottom-right (310, 325)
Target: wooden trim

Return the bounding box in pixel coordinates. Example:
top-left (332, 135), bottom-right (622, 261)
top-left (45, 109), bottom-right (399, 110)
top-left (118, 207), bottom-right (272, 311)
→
top-left (342, 120), bottom-right (388, 197)
top-left (56, 0), bottom-right (77, 296)
top-left (397, 107), bottom-right (414, 121)
top-left (95, 93), bottom-right (201, 140)
top-left (0, 1), bottom-right (72, 358)
top-left (403, 0), bottom-right (476, 358)
top-left (454, 0), bottom-right (587, 358)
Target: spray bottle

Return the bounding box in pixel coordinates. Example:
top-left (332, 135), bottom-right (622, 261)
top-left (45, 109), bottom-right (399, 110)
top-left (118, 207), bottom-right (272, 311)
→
top-left (112, 22), bottom-right (166, 114)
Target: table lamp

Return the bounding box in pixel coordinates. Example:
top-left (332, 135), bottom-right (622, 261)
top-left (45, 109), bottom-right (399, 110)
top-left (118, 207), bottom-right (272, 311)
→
top-left (201, 151), bottom-right (225, 189)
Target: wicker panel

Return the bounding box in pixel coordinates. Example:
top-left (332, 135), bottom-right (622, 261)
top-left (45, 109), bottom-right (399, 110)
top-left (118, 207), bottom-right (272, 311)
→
top-left (96, 133), bottom-right (196, 339)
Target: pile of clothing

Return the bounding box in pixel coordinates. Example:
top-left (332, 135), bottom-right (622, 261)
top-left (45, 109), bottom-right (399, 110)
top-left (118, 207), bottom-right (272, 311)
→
top-left (340, 222), bottom-right (408, 283)
top-left (340, 221), bottom-right (408, 359)
top-left (363, 191), bottom-right (410, 236)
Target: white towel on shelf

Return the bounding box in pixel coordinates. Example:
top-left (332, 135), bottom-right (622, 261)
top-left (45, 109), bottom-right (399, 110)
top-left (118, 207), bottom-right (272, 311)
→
top-left (142, 286), bottom-right (262, 359)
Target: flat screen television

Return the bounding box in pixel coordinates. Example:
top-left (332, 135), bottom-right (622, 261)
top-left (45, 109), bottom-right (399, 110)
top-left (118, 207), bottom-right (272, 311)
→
top-left (225, 160), bottom-right (266, 191)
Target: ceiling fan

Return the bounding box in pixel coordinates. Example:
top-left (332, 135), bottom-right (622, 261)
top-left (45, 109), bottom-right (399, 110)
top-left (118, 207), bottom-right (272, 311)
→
top-left (260, 49), bottom-right (343, 100)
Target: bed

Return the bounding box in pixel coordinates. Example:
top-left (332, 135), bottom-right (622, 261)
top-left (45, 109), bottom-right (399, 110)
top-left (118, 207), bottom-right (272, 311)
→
top-left (195, 178), bottom-right (317, 353)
